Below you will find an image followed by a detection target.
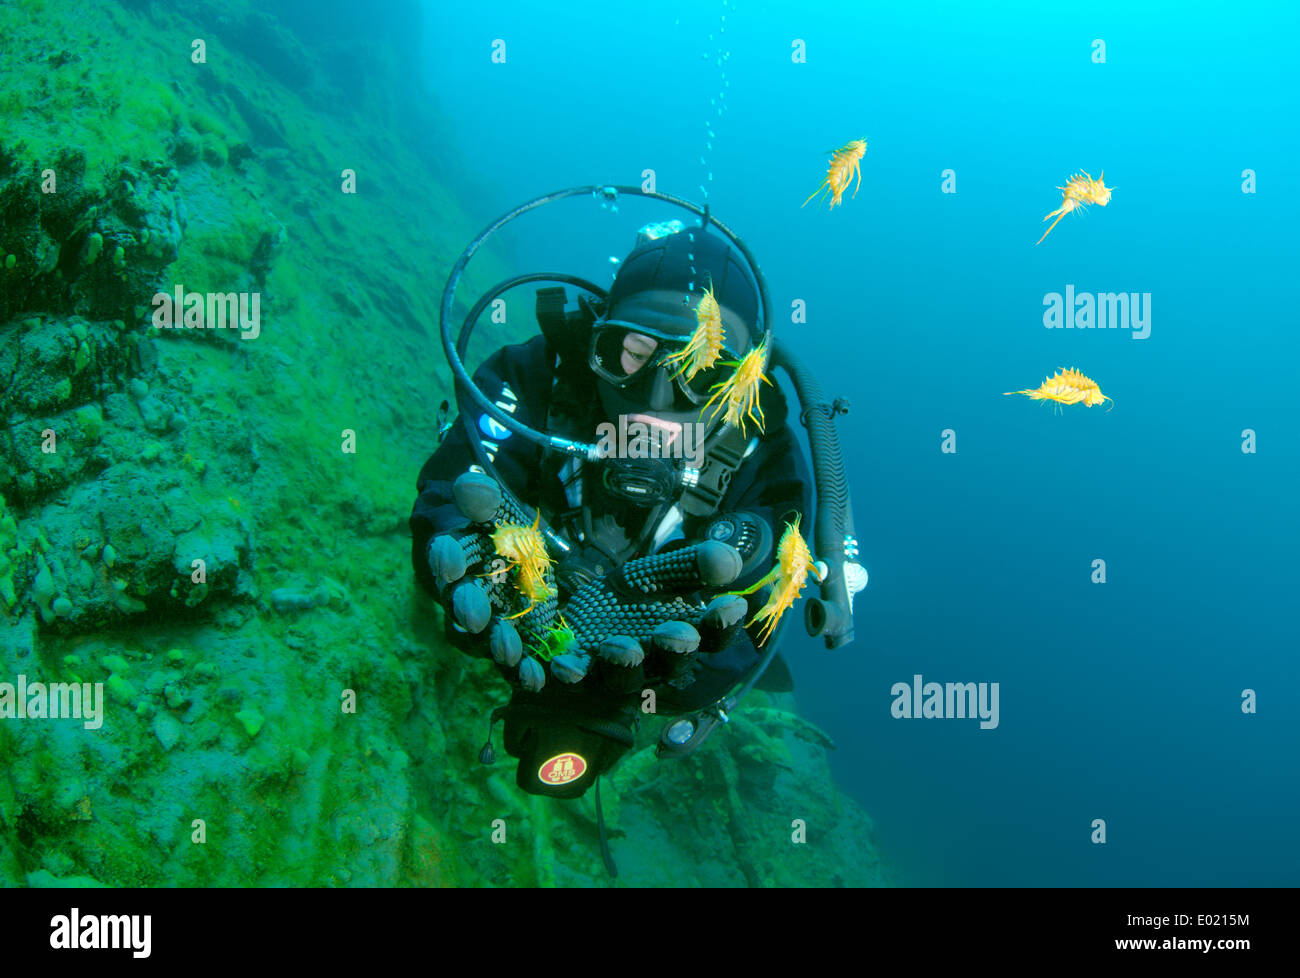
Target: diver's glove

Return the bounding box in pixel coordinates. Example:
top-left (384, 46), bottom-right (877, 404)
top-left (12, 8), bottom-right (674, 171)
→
top-left (543, 540), bottom-right (750, 694)
top-left (425, 471), bottom-right (559, 681)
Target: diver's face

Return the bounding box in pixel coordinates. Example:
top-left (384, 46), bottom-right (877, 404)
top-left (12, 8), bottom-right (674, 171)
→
top-left (620, 333), bottom-right (676, 411)
top-left (620, 332), bottom-right (658, 375)
top-left (596, 330), bottom-right (679, 416)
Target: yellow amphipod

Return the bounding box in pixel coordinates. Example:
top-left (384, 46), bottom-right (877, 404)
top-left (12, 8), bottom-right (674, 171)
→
top-left (701, 339), bottom-right (773, 436)
top-left (489, 513), bottom-right (557, 618)
top-left (1036, 170), bottom-right (1115, 245)
top-left (1004, 367), bottom-right (1114, 412)
top-left (662, 281), bottom-right (726, 382)
top-left (803, 138), bottom-right (867, 210)
top-left (733, 516), bottom-right (824, 646)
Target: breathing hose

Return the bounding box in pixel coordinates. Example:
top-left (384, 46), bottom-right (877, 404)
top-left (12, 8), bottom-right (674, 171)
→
top-left (438, 186), bottom-right (773, 462)
top-left (770, 339), bottom-right (858, 649)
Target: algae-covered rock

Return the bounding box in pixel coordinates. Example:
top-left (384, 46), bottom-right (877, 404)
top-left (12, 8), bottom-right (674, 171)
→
top-left (163, 683), bottom-right (189, 709)
top-left (83, 232), bottom-right (104, 266)
top-left (235, 707), bottom-right (265, 738)
top-left (0, 493), bottom-right (24, 611)
top-left (101, 653), bottom-right (131, 674)
top-left (107, 673), bottom-right (138, 705)
top-left (153, 713), bottom-right (182, 751)
top-left (268, 586), bottom-right (326, 614)
top-left (26, 869), bottom-right (108, 888)
top-left (72, 404), bottom-right (104, 442)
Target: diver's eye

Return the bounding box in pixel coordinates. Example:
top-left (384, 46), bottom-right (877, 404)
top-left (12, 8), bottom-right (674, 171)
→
top-left (620, 333), bottom-right (658, 375)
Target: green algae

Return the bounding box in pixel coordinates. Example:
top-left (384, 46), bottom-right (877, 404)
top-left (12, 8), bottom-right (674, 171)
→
top-left (83, 232), bottom-right (103, 265)
top-left (72, 404), bottom-right (103, 441)
top-left (235, 707), bottom-right (265, 738)
top-left (107, 673), bottom-right (137, 705)
top-left (0, 494), bottom-right (22, 611)
top-left (101, 654), bottom-right (131, 674)
top-left (72, 340), bottom-right (91, 374)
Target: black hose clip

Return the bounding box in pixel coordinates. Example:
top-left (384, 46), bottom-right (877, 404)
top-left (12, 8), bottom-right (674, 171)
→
top-left (800, 397), bottom-right (850, 426)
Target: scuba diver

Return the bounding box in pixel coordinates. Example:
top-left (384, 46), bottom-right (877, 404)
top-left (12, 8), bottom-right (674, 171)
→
top-left (410, 188), bottom-right (865, 862)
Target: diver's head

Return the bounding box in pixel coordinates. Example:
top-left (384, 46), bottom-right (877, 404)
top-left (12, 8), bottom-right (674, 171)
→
top-left (590, 226), bottom-right (761, 429)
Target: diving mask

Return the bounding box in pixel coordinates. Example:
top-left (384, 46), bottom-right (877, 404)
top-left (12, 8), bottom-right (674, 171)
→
top-left (588, 320), bottom-right (732, 406)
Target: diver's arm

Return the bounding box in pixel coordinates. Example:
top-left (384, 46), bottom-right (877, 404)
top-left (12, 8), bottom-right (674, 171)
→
top-left (682, 421), bottom-right (813, 662)
top-left (707, 421), bottom-right (813, 589)
top-left (410, 338), bottom-right (552, 598)
top-left (644, 428), bottom-right (811, 711)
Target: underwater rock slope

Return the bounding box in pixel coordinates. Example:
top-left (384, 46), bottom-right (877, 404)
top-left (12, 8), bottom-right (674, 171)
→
top-left (0, 0), bottom-right (890, 886)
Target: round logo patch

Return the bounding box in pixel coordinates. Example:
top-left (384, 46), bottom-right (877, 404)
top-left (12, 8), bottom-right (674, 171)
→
top-left (538, 752), bottom-right (587, 786)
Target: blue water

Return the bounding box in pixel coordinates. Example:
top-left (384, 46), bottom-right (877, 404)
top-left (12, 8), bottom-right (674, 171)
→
top-left (422, 0), bottom-right (1300, 886)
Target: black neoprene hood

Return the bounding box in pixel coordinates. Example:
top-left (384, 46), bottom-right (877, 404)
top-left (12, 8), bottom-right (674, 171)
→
top-left (603, 227), bottom-right (761, 356)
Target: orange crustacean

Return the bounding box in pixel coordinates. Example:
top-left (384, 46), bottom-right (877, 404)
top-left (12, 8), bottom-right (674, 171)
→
top-left (1036, 170), bottom-right (1114, 245)
top-left (700, 339), bottom-right (773, 436)
top-left (733, 516), bottom-right (824, 646)
top-left (1004, 367), bottom-right (1114, 412)
top-left (489, 513), bottom-right (557, 618)
top-left (803, 138), bottom-right (867, 210)
top-left (662, 279), bottom-right (726, 382)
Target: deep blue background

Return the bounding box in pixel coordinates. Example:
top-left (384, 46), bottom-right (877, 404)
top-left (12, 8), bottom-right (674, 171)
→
top-left (418, 0), bottom-right (1300, 885)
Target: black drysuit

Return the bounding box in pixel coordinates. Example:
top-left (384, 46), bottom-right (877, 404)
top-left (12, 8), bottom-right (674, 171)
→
top-left (410, 333), bottom-right (811, 714)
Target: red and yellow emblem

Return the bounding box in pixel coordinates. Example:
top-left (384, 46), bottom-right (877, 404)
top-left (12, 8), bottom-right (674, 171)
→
top-left (538, 752), bottom-right (587, 785)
